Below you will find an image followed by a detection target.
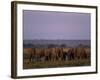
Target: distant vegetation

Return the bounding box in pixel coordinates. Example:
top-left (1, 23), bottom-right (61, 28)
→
top-left (23, 43), bottom-right (90, 48)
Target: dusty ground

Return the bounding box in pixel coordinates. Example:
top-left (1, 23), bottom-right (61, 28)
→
top-left (23, 59), bottom-right (90, 69)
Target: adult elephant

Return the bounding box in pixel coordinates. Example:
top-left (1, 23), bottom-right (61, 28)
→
top-left (74, 47), bottom-right (87, 59)
top-left (65, 48), bottom-right (75, 60)
top-left (29, 48), bottom-right (36, 62)
top-left (43, 48), bottom-right (51, 61)
top-left (34, 48), bottom-right (46, 62)
top-left (29, 48), bottom-right (45, 62)
top-left (23, 48), bottom-right (33, 64)
top-left (50, 47), bottom-right (60, 61)
top-left (56, 48), bottom-right (67, 61)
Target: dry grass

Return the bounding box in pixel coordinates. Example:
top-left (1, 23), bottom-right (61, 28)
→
top-left (23, 59), bottom-right (90, 69)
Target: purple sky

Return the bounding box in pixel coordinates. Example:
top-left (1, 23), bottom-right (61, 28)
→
top-left (23, 10), bottom-right (91, 40)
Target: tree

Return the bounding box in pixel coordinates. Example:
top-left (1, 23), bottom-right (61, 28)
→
top-left (60, 44), bottom-right (67, 48)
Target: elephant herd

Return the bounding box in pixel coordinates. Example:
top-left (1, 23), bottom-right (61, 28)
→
top-left (23, 47), bottom-right (90, 63)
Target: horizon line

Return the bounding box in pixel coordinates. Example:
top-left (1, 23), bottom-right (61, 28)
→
top-left (23, 39), bottom-right (90, 40)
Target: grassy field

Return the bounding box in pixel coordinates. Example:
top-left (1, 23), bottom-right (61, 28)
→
top-left (23, 59), bottom-right (90, 69)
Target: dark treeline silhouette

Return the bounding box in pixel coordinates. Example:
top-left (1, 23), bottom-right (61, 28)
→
top-left (23, 43), bottom-right (90, 48)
